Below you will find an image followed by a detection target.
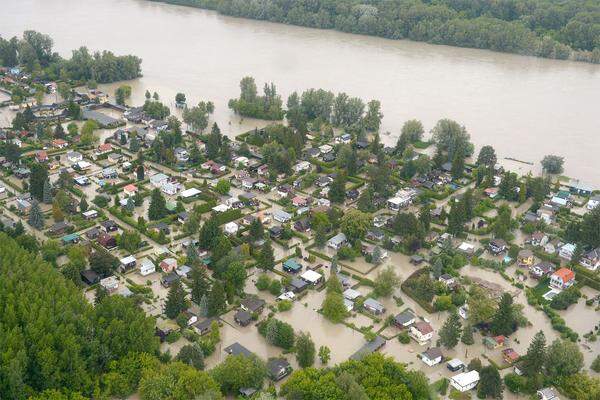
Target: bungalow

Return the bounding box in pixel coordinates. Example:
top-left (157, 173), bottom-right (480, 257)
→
top-left (315, 176), bottom-right (332, 187)
top-left (387, 196), bottom-right (409, 211)
top-left (61, 233), bottom-right (80, 245)
top-left (363, 298), bottom-right (386, 315)
top-left (409, 321), bottom-right (434, 345)
top-left (587, 195), bottom-right (600, 210)
top-left (366, 228), bottom-right (385, 242)
top-left (181, 187), bottom-right (201, 199)
top-left (502, 348), bottom-right (520, 364)
top-left (328, 233), bottom-right (347, 250)
top-left (224, 221), bottom-right (239, 235)
top-left (288, 277), bottom-right (309, 293)
top-left (73, 160), bottom-right (92, 171)
top-left (267, 358), bottom-right (292, 381)
top-left (489, 238), bottom-right (507, 254)
top-left (550, 267), bottom-right (575, 290)
top-left (294, 218), bottom-right (310, 232)
top-left (193, 318), bottom-right (216, 336)
top-left (82, 209), bottom-right (98, 220)
top-left (161, 272), bottom-right (180, 287)
top-left (528, 231), bottom-right (548, 247)
top-left (174, 147), bottom-right (189, 163)
top-left (530, 262), bottom-right (555, 279)
top-left (240, 297), bottom-right (266, 314)
top-left (319, 144), bottom-right (333, 154)
top-left (421, 347), bottom-right (443, 367)
top-left (269, 225), bottom-right (283, 239)
top-left (52, 138), bottom-right (68, 149)
top-left (241, 178), bottom-right (257, 190)
top-left (224, 342), bottom-right (253, 358)
top-left (123, 184), bottom-right (138, 197)
top-left (292, 196), bottom-right (308, 208)
top-left (273, 210), bottom-right (292, 223)
top-left (294, 160), bottom-right (311, 173)
top-left (483, 335), bottom-right (505, 349)
top-left (300, 269), bottom-right (323, 286)
top-left (537, 206), bottom-right (555, 223)
top-left (517, 249), bottom-right (535, 267)
top-left (176, 265), bottom-right (192, 278)
top-left (85, 227), bottom-right (101, 240)
top-left (119, 255), bottom-right (137, 272)
top-left (67, 151), bottom-right (83, 164)
top-left (566, 179), bottom-right (593, 196)
top-left (49, 221), bottom-right (71, 235)
top-left (450, 370), bottom-right (480, 392)
top-left (161, 181), bottom-right (179, 196)
top-left (537, 388), bottom-right (559, 400)
top-left (97, 233), bottom-right (117, 249)
top-left (234, 309), bottom-right (253, 327)
top-left (282, 258), bottom-right (302, 274)
top-left (95, 143), bottom-right (113, 156)
top-left (160, 257), bottom-right (177, 273)
top-left (150, 173), bottom-right (169, 188)
top-left (139, 258), bottom-right (156, 276)
top-left (100, 276), bottom-right (119, 292)
top-left (35, 150), bottom-right (48, 163)
top-left (276, 184), bottom-right (293, 198)
top-left (350, 335), bottom-right (386, 361)
top-left (484, 187), bottom-right (499, 198)
top-left (458, 242), bottom-right (475, 255)
top-left (343, 288), bottom-right (362, 301)
top-left (101, 220), bottom-right (118, 232)
top-left (580, 248), bottom-right (600, 271)
top-left (559, 243), bottom-right (576, 260)
top-left (102, 167), bottom-right (117, 179)
top-left (81, 269), bottom-right (100, 285)
top-left (439, 274), bottom-right (456, 287)
top-left (394, 310), bottom-right (416, 329)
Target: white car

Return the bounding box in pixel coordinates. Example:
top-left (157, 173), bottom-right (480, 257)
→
top-left (277, 291), bottom-right (295, 302)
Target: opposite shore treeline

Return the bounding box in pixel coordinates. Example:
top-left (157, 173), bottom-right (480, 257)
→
top-left (149, 0), bottom-right (600, 64)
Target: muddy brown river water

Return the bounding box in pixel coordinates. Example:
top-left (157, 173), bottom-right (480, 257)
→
top-left (3, 0), bottom-right (600, 185)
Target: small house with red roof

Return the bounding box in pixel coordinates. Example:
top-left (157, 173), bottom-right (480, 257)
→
top-left (52, 138), bottom-right (68, 149)
top-left (35, 150), bottom-right (48, 163)
top-left (409, 321), bottom-right (434, 345)
top-left (96, 143), bottom-right (112, 156)
top-left (123, 184), bottom-right (138, 197)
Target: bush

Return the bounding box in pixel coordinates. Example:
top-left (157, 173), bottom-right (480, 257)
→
top-left (269, 280), bottom-right (282, 296)
top-left (434, 295), bottom-right (453, 311)
top-left (255, 274), bottom-right (271, 291)
top-left (165, 331), bottom-right (181, 344)
top-left (398, 331), bottom-right (410, 344)
top-left (277, 300), bottom-right (293, 312)
top-left (592, 356), bottom-right (600, 373)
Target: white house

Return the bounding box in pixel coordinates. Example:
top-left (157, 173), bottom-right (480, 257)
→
top-left (580, 248), bottom-right (600, 271)
top-left (409, 321), bottom-right (434, 345)
top-left (294, 161), bottom-right (311, 173)
top-left (150, 173), bottom-right (169, 188)
top-left (139, 259), bottom-right (156, 276)
top-left (67, 151), bottom-right (83, 163)
top-left (587, 196), bottom-right (600, 210)
top-left (558, 243), bottom-right (576, 260)
top-left (224, 221), bottom-right (239, 235)
top-left (328, 233), bottom-right (347, 250)
top-left (549, 267), bottom-right (575, 290)
top-left (274, 210), bottom-right (292, 223)
top-left (161, 181), bottom-right (179, 196)
top-left (450, 370), bottom-right (480, 392)
top-left (343, 288), bottom-right (362, 301)
top-left (100, 276), bottom-right (119, 292)
top-left (319, 144), bottom-right (333, 154)
top-left (421, 347), bottom-right (443, 367)
top-left (300, 270), bottom-right (323, 286)
top-left (181, 187), bottom-right (201, 199)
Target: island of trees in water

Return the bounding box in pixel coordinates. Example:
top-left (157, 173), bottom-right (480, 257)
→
top-left (0, 30), bottom-right (142, 83)
top-left (151, 0), bottom-right (600, 63)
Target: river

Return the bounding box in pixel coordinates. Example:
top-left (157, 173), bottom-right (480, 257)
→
top-left (3, 0), bottom-right (600, 185)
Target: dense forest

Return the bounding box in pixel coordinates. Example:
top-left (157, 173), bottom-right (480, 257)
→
top-left (0, 30), bottom-right (142, 82)
top-left (150, 0), bottom-right (600, 63)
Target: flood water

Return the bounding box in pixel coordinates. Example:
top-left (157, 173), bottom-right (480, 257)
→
top-left (3, 0), bottom-right (600, 185)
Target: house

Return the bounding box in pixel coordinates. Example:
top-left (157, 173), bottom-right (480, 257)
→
top-left (421, 347), bottom-right (443, 366)
top-left (119, 255), bottom-right (137, 272)
top-left (224, 221), bottom-right (239, 235)
top-left (458, 242), bottom-right (475, 255)
top-left (100, 276), bottom-right (119, 292)
top-left (580, 248), bottom-right (600, 271)
top-left (273, 210), bottom-right (292, 223)
top-left (528, 231), bottom-right (548, 247)
top-left (450, 370), bottom-right (480, 392)
top-left (439, 274), bottom-right (456, 287)
top-left (567, 179), bottom-right (593, 196)
top-left (537, 387), bottom-right (559, 400)
top-left (288, 277), bottom-right (309, 293)
top-left (49, 221), bottom-right (71, 235)
top-left (282, 258), bottom-right (302, 274)
top-left (550, 267), bottom-right (575, 290)
top-left (176, 265), bottom-right (192, 278)
top-left (174, 147), bottom-right (189, 163)
top-left (61, 233), bottom-right (80, 245)
top-left (193, 318), bottom-right (216, 336)
top-left (234, 309), bottom-right (253, 327)
top-left (276, 184), bottom-right (293, 198)
top-left (161, 181), bottom-right (179, 196)
top-left (67, 151), bottom-right (83, 164)
top-left (240, 297), bottom-right (266, 314)
top-left (85, 227), bottom-right (101, 240)
top-left (52, 138), bottom-right (68, 149)
top-left (537, 206), bottom-right (555, 223)
top-left (483, 335), bottom-right (506, 349)
top-left (300, 269), bottom-right (323, 286)
top-left (517, 249), bottom-right (534, 267)
top-left (161, 272), bottom-right (180, 288)
top-left (530, 261), bottom-right (555, 279)
top-left (101, 220), bottom-right (118, 232)
top-left (160, 257), bottom-right (177, 273)
top-left (267, 358), bottom-right (292, 381)
top-left (241, 178), bottom-right (257, 190)
top-left (123, 184), bottom-right (138, 197)
top-left (292, 196), bottom-right (308, 208)
top-left (95, 143), bottom-right (113, 156)
top-left (587, 196), bottom-right (600, 210)
top-left (489, 238), bottom-right (507, 254)
top-left (97, 233), bottom-right (117, 249)
top-left (363, 298), bottom-right (386, 315)
top-left (343, 288), bottom-right (362, 302)
top-left (82, 209), bottom-right (98, 220)
top-left (180, 187), bottom-right (201, 199)
top-left (502, 348), bottom-right (520, 364)
top-left (139, 258), bottom-right (156, 276)
top-left (294, 161), bottom-right (310, 173)
top-left (150, 173), bottom-right (169, 188)
top-left (409, 321), bottom-right (434, 345)
top-left (224, 342), bottom-right (253, 358)
top-left (315, 176), bottom-right (332, 187)
top-left (35, 150), bottom-right (48, 163)
top-left (447, 359), bottom-right (465, 372)
top-left (394, 310), bottom-right (416, 328)
top-left (319, 144), bottom-right (333, 154)
top-left (294, 218), bottom-right (311, 232)
top-left (350, 335), bottom-right (386, 361)
top-left (328, 233), bottom-right (347, 250)
top-left (559, 243), bottom-right (576, 260)
top-left (80, 269), bottom-right (100, 285)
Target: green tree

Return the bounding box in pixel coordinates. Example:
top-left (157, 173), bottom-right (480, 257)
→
top-left (257, 240), bottom-right (275, 271)
top-left (115, 85), bottom-right (132, 106)
top-left (322, 290), bottom-right (348, 323)
top-left (211, 354), bottom-right (267, 395)
top-left (28, 200), bottom-right (44, 230)
top-left (522, 331), bottom-right (546, 379)
top-left (295, 332), bottom-right (316, 368)
top-left (541, 155), bottom-right (564, 174)
top-left (491, 293), bottom-right (516, 336)
top-left (148, 188), bottom-right (167, 220)
top-left (42, 179), bottom-right (53, 204)
top-left (176, 344), bottom-right (205, 370)
top-left (29, 163), bottom-right (48, 201)
top-left (207, 280), bottom-right (226, 317)
top-left (318, 346), bottom-right (331, 364)
top-left (461, 324), bottom-right (474, 345)
top-left (476, 145), bottom-right (497, 168)
top-left (373, 265), bottom-right (401, 297)
top-left (340, 209), bottom-right (371, 242)
top-left (164, 280), bottom-right (188, 319)
top-left (545, 339), bottom-right (583, 378)
top-left (199, 216), bottom-right (220, 250)
top-left (215, 179), bottom-right (230, 195)
top-left (328, 172), bottom-right (347, 204)
top-left (439, 310), bottom-right (462, 349)
top-left (477, 365), bottom-right (503, 399)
